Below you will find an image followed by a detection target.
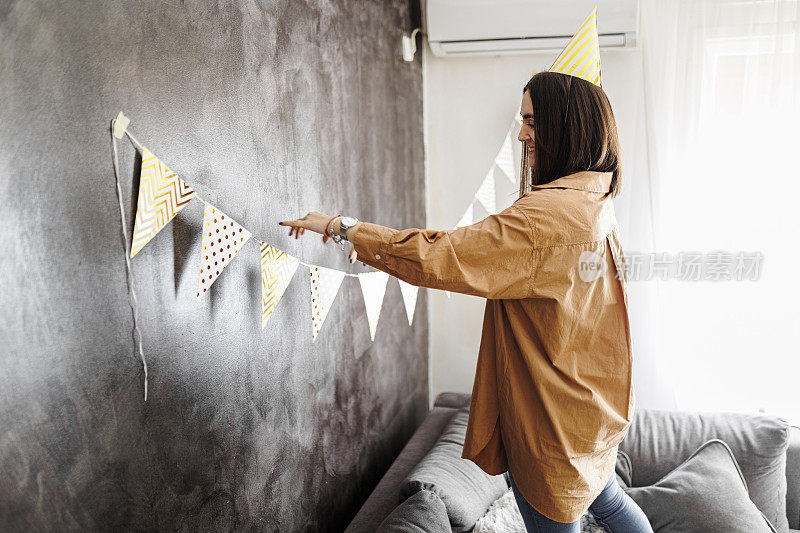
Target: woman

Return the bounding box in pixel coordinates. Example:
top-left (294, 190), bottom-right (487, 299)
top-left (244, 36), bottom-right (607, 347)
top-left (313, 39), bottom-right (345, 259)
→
top-left (279, 71), bottom-right (653, 533)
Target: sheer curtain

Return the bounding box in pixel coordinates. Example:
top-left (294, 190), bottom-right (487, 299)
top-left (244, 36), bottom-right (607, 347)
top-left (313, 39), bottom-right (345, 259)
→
top-left (638, 0), bottom-right (800, 422)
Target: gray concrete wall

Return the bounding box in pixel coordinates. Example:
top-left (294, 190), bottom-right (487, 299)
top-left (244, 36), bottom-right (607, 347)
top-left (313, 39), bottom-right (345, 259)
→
top-left (0, 1), bottom-right (426, 531)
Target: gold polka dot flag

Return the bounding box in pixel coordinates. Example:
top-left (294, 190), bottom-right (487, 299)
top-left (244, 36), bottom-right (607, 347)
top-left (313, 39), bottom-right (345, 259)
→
top-left (196, 202), bottom-right (252, 298)
top-left (357, 271), bottom-right (390, 341)
top-left (260, 242), bottom-right (300, 329)
top-left (130, 147), bottom-right (196, 257)
top-left (309, 265), bottom-right (346, 342)
top-left (548, 5), bottom-right (603, 88)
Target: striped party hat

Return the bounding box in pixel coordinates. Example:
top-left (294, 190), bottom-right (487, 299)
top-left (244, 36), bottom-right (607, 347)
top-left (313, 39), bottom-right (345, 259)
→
top-left (548, 5), bottom-right (602, 87)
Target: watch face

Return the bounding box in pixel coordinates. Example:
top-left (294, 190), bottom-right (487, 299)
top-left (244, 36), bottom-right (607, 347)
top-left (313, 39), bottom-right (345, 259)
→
top-left (341, 216), bottom-right (357, 227)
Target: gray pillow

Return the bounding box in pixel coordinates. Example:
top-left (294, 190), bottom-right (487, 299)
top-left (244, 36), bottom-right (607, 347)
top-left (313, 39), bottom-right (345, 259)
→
top-left (623, 439), bottom-right (777, 532)
top-left (377, 490), bottom-right (451, 533)
top-left (400, 409), bottom-right (508, 532)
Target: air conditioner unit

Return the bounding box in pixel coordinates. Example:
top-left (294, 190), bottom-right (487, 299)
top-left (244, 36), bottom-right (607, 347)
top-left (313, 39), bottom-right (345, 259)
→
top-left (425, 0), bottom-right (639, 57)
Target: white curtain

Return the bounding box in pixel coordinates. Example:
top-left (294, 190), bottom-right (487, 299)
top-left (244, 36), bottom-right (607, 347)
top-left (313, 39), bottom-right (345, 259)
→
top-left (636, 0), bottom-right (800, 421)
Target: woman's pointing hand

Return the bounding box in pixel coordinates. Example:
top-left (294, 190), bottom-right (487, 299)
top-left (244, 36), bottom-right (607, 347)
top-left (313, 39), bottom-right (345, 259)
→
top-left (278, 211), bottom-right (358, 263)
top-left (278, 211), bottom-right (333, 241)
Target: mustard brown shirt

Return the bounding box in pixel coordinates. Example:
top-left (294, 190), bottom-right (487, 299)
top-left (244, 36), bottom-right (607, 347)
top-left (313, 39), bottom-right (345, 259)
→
top-left (351, 170), bottom-right (635, 523)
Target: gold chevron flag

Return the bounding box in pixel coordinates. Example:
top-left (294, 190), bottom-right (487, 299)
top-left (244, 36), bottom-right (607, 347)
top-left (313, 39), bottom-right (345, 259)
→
top-left (548, 5), bottom-right (602, 88)
top-left (130, 147), bottom-right (197, 257)
top-left (260, 242), bottom-right (300, 329)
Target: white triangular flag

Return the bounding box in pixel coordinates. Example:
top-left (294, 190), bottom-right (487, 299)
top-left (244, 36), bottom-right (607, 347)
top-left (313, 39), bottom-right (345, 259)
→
top-left (397, 279), bottom-right (419, 326)
top-left (475, 170), bottom-right (496, 214)
top-left (445, 290), bottom-right (451, 298)
top-left (358, 271), bottom-right (390, 341)
top-left (197, 202), bottom-right (252, 298)
top-left (260, 241), bottom-right (300, 329)
top-left (454, 202), bottom-right (474, 229)
top-left (495, 131), bottom-right (516, 184)
top-left (309, 265), bottom-right (346, 342)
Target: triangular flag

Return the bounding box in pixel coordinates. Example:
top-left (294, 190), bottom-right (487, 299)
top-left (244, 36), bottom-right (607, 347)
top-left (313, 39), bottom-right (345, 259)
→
top-left (309, 265), bottom-right (346, 342)
top-left (475, 170), bottom-right (496, 214)
top-left (197, 202), bottom-right (252, 297)
top-left (445, 290), bottom-right (451, 298)
top-left (358, 271), bottom-right (390, 341)
top-left (260, 241), bottom-right (300, 329)
top-left (548, 5), bottom-right (603, 87)
top-left (130, 147), bottom-right (196, 257)
top-left (495, 132), bottom-right (516, 184)
top-left (397, 279), bottom-right (419, 326)
top-left (454, 202), bottom-right (474, 229)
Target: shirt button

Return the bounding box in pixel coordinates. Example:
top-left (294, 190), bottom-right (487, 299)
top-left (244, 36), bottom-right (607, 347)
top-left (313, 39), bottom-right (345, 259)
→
top-left (375, 254), bottom-right (381, 260)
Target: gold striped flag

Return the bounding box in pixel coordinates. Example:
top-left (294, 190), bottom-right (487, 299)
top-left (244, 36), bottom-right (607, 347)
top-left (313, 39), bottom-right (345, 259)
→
top-left (260, 242), bottom-right (300, 329)
top-left (548, 5), bottom-right (603, 88)
top-left (130, 147), bottom-right (196, 257)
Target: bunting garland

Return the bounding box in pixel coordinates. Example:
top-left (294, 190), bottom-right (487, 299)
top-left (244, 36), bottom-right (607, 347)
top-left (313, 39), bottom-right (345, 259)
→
top-left (197, 202), bottom-right (252, 298)
top-left (130, 147), bottom-right (196, 257)
top-left (260, 241), bottom-right (300, 329)
top-left (358, 271), bottom-right (390, 341)
top-left (113, 112), bottom-right (520, 352)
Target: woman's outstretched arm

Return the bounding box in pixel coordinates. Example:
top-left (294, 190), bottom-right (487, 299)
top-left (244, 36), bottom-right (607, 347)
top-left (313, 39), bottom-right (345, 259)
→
top-left (280, 204), bottom-right (535, 299)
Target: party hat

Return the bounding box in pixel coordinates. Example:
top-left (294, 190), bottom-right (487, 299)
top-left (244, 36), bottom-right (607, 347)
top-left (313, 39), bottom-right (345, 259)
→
top-left (548, 5), bottom-right (602, 87)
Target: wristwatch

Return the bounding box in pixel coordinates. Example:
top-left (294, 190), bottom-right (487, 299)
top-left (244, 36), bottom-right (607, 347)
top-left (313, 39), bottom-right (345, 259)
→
top-left (339, 216), bottom-right (359, 241)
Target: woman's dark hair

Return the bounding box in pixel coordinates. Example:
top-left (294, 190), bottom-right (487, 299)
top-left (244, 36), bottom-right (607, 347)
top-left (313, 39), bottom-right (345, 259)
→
top-left (522, 71), bottom-right (622, 198)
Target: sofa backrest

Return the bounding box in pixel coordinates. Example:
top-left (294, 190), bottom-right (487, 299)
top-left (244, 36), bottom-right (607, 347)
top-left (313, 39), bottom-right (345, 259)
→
top-left (786, 425), bottom-right (800, 530)
top-left (347, 394), bottom-right (800, 532)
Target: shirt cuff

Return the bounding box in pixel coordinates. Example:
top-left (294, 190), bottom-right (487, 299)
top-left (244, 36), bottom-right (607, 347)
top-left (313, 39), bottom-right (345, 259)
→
top-left (351, 221), bottom-right (396, 271)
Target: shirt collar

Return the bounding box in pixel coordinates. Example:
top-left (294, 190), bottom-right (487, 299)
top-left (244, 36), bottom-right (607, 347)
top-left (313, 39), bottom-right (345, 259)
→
top-left (529, 170), bottom-right (613, 193)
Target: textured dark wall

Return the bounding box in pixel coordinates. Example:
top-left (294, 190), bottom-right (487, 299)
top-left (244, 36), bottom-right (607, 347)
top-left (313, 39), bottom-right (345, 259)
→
top-left (0, 1), bottom-right (427, 531)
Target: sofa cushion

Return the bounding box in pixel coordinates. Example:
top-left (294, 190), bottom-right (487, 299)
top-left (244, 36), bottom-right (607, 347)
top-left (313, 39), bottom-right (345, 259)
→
top-left (400, 408), bottom-right (508, 532)
top-left (615, 450), bottom-right (632, 488)
top-left (618, 408), bottom-right (790, 532)
top-left (376, 490), bottom-right (451, 533)
top-left (623, 439), bottom-right (777, 532)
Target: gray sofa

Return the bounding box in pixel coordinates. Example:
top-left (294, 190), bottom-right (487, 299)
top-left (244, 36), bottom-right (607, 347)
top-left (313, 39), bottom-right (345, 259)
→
top-left (346, 392), bottom-right (800, 533)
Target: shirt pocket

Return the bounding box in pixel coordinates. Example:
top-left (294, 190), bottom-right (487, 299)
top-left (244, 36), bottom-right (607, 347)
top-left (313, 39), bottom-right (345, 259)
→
top-left (606, 228), bottom-right (629, 309)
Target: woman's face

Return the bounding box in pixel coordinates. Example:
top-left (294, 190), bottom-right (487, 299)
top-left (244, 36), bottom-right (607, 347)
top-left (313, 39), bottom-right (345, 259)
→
top-left (518, 90), bottom-right (535, 167)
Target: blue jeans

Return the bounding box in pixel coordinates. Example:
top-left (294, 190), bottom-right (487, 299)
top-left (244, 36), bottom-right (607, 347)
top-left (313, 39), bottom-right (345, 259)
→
top-left (507, 468), bottom-right (653, 532)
